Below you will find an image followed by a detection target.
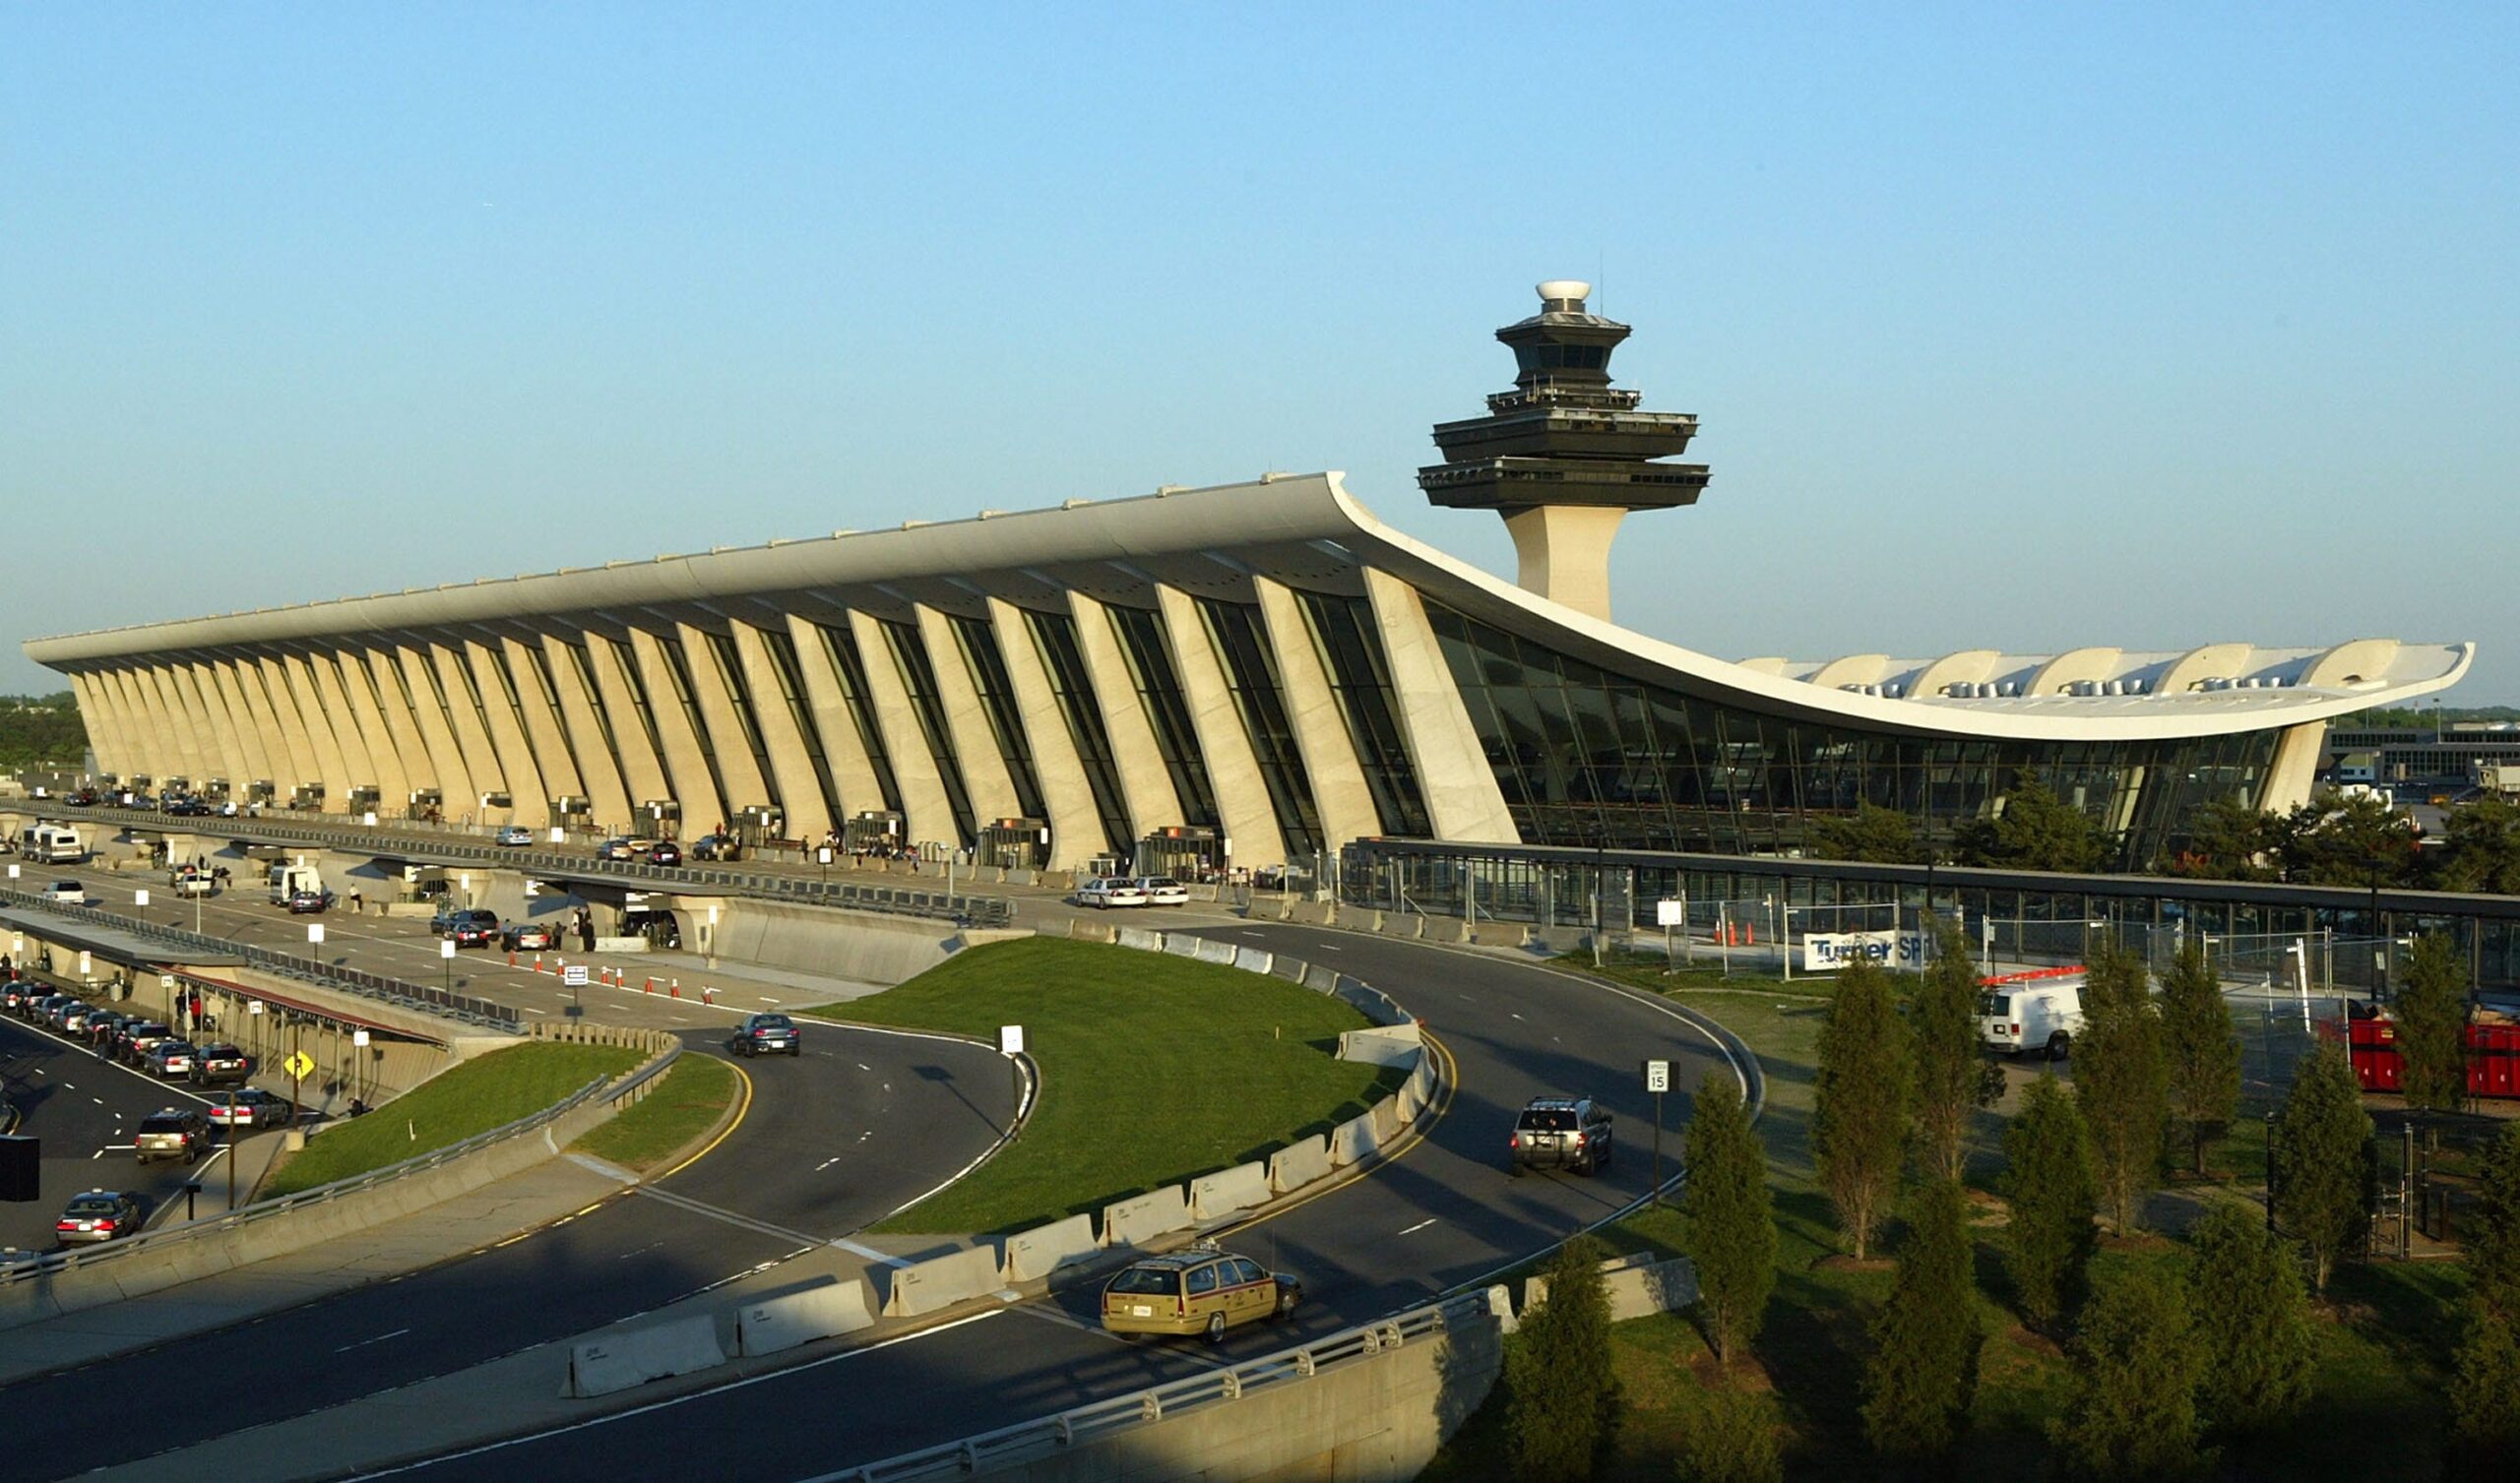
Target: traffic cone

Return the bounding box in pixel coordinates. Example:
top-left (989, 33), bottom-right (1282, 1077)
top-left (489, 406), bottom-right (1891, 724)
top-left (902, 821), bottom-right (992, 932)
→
top-left (670, 978), bottom-right (680, 999)
top-left (702, 986), bottom-right (716, 1006)
top-left (532, 954), bottom-right (542, 973)
top-left (507, 950), bottom-right (517, 967)
top-left (643, 976), bottom-right (655, 995)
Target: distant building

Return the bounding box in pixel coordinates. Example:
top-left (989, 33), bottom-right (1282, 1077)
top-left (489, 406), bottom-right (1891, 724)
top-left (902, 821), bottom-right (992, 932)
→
top-left (25, 283), bottom-right (2472, 871)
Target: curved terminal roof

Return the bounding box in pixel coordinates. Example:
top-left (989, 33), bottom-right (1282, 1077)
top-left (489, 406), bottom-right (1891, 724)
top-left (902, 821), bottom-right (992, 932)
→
top-left (24, 473), bottom-right (2469, 743)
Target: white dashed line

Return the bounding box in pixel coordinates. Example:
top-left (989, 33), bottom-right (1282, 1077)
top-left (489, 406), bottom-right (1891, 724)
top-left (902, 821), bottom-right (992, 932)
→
top-left (1397, 1217), bottom-right (1438, 1236)
top-left (333, 1328), bottom-right (410, 1353)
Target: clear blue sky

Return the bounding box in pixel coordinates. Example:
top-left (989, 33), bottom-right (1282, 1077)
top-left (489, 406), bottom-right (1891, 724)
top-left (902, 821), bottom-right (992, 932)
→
top-left (5, 5), bottom-right (2513, 703)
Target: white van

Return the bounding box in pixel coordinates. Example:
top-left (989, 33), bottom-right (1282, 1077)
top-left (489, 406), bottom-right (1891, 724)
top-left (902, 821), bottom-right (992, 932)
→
top-left (267, 860), bottom-right (325, 905)
top-left (1980, 967), bottom-right (2088, 1061)
top-left (17, 824), bottom-right (87, 864)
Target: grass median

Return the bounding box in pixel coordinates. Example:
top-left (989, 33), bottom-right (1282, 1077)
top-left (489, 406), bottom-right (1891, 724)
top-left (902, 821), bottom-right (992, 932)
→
top-left (262, 1041), bottom-right (642, 1198)
top-left (571, 1051), bottom-right (741, 1172)
top-left (804, 936), bottom-right (1404, 1236)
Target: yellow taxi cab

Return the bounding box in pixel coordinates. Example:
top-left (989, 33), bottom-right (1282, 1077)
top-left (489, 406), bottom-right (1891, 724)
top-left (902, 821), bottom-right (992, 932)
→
top-left (1099, 1243), bottom-right (1301, 1343)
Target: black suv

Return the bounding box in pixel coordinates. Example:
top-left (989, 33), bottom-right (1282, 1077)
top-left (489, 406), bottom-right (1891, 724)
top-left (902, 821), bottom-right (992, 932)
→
top-left (730, 1013), bottom-right (801, 1057)
top-left (1509, 1095), bottom-right (1613, 1177)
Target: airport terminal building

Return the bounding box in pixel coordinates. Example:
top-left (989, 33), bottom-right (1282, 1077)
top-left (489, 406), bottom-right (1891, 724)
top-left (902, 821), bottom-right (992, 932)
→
top-left (24, 285), bottom-right (2471, 875)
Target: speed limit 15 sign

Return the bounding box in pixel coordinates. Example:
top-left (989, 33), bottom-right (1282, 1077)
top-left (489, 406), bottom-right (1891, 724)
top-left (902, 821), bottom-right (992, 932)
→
top-left (1642, 1059), bottom-right (1670, 1093)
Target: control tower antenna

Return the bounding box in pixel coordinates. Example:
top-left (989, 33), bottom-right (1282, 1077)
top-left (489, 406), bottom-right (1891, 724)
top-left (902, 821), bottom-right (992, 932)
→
top-left (1416, 280), bottom-right (1708, 623)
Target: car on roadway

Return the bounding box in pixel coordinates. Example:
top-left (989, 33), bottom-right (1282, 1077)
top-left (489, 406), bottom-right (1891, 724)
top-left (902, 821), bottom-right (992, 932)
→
top-left (118, 1021), bottom-right (176, 1066)
top-left (190, 1044), bottom-right (251, 1085)
top-left (1075, 877), bottom-right (1149, 909)
top-left (147, 1041), bottom-right (200, 1079)
top-left (164, 795), bottom-right (213, 817)
top-left (205, 1086), bottom-right (290, 1130)
top-left (596, 837), bottom-right (636, 861)
top-left (0, 1245), bottom-right (48, 1271)
top-left (286, 889), bottom-right (328, 914)
top-left (690, 833), bottom-right (742, 862)
top-left (57, 1003), bottom-right (99, 1035)
top-left (42, 998), bottom-right (89, 1031)
top-left (56, 1190), bottom-right (144, 1244)
top-left (1508, 1095), bottom-right (1614, 1177)
top-left (500, 920), bottom-right (558, 952)
top-left (171, 868), bottom-right (216, 897)
top-left (1100, 1243), bottom-right (1300, 1342)
top-left (729, 1013), bottom-right (802, 1057)
top-left (25, 994), bottom-right (71, 1025)
top-left (1133, 876), bottom-right (1191, 906)
top-left (646, 841), bottom-right (683, 867)
top-left (438, 908), bottom-right (501, 948)
top-left (135, 1108), bottom-right (215, 1163)
top-left (2, 979), bottom-right (37, 1015)
top-left (217, 799), bottom-right (241, 817)
top-left (44, 879), bottom-right (86, 905)
top-left (494, 825), bottom-right (535, 846)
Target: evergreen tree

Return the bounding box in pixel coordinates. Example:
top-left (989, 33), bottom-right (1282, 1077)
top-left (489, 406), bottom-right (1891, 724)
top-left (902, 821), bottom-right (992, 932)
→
top-left (2470, 1121), bottom-right (2520, 1319)
top-left (2001, 1074), bottom-right (2097, 1325)
top-left (1910, 920), bottom-right (2001, 1183)
top-left (1673, 1382), bottom-right (1784, 1483)
top-left (2048, 1262), bottom-right (2212, 1480)
top-left (1811, 803), bottom-right (1927, 865)
top-left (2185, 1204), bottom-right (2312, 1433)
top-left (2166, 798), bottom-right (2285, 881)
top-left (2074, 939), bottom-right (2166, 1234)
top-left (1681, 1070), bottom-right (1776, 1367)
top-left (2447, 1304), bottom-right (2520, 1483)
top-left (2275, 1042), bottom-right (2373, 1291)
top-left (1813, 956), bottom-right (1911, 1259)
top-left (2157, 941), bottom-right (2240, 1175)
top-left (1949, 774), bottom-right (2114, 873)
top-left (2434, 793), bottom-right (2520, 895)
top-left (2279, 794), bottom-right (2423, 887)
top-left (1860, 1178), bottom-right (1983, 1459)
top-left (1505, 1233), bottom-right (1620, 1482)
top-left (2395, 932), bottom-right (2472, 1116)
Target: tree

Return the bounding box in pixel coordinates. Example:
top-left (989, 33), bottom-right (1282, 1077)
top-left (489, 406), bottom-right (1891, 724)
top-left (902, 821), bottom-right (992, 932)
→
top-left (2447, 1305), bottom-right (2520, 1482)
top-left (2001, 1074), bottom-right (2098, 1326)
top-left (1813, 956), bottom-right (1911, 1260)
top-left (2278, 794), bottom-right (2422, 887)
top-left (2165, 798), bottom-right (2285, 880)
top-left (1505, 1233), bottom-right (1620, 1482)
top-left (1860, 1178), bottom-right (1982, 1459)
top-left (2048, 1262), bottom-right (2211, 1480)
top-left (1811, 803), bottom-right (1926, 865)
top-left (1950, 774), bottom-right (2114, 873)
top-left (2074, 939), bottom-right (2166, 1234)
top-left (2470, 1121), bottom-right (2520, 1319)
top-left (2276, 1041), bottom-right (2373, 1291)
top-left (1681, 1070), bottom-right (1775, 1367)
top-left (2157, 941), bottom-right (2239, 1175)
top-left (1909, 920), bottom-right (2002, 1183)
top-left (2185, 1204), bottom-right (2312, 1433)
top-left (1674, 1382), bottom-right (1784, 1483)
top-left (2433, 794), bottom-right (2520, 895)
top-left (2395, 933), bottom-right (2472, 1116)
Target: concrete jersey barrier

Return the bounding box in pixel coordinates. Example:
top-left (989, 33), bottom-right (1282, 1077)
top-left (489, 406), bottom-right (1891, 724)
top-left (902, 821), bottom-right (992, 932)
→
top-left (1102, 1186), bottom-right (1194, 1249)
top-left (881, 1245), bottom-right (1004, 1319)
top-left (1329, 1109), bottom-right (1382, 1167)
top-left (1337, 1023), bottom-right (1423, 1067)
top-left (1268, 1135), bottom-right (1333, 1194)
top-left (733, 1280), bottom-right (876, 1357)
top-left (1188, 1161), bottom-right (1271, 1221)
top-left (1000, 1213), bottom-right (1102, 1283)
top-left (564, 1315), bottom-right (724, 1398)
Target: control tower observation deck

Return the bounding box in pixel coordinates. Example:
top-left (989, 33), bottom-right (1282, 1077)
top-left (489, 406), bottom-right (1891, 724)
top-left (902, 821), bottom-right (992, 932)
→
top-left (1417, 280), bottom-right (1709, 623)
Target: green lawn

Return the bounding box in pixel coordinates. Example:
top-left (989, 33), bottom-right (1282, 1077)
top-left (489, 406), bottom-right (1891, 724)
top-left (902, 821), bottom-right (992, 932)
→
top-left (570, 1051), bottom-right (740, 1172)
top-left (804, 937), bottom-right (1402, 1236)
top-left (1420, 953), bottom-right (2475, 1482)
top-left (263, 1042), bottom-right (642, 1197)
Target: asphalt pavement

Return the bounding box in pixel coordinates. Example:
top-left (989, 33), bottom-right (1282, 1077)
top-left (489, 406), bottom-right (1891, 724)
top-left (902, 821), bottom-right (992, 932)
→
top-left (0, 1014), bottom-right (241, 1254)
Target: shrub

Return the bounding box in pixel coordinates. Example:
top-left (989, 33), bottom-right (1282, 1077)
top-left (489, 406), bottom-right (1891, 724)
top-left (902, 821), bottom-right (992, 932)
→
top-left (1505, 1234), bottom-right (1620, 1482)
top-left (2001, 1074), bottom-right (2097, 1325)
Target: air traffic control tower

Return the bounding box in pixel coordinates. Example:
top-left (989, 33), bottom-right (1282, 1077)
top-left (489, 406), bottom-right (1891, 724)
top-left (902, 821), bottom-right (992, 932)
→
top-left (1418, 279), bottom-right (1709, 624)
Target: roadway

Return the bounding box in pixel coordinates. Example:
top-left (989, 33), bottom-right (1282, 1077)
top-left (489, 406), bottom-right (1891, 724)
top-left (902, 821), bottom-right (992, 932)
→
top-left (0, 1014), bottom-right (240, 1254)
top-left (306, 922), bottom-right (1740, 1483)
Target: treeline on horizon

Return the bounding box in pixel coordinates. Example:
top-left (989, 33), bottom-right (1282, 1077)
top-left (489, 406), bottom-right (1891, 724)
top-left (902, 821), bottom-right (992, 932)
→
top-left (2342, 705), bottom-right (2520, 728)
top-left (0, 692), bottom-right (88, 769)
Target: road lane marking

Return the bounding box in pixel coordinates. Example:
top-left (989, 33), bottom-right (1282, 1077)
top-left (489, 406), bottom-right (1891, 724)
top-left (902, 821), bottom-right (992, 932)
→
top-left (334, 1328), bottom-right (410, 1353)
top-left (630, 1185), bottom-right (823, 1248)
top-left (1397, 1217), bottom-right (1438, 1236)
top-left (826, 1235), bottom-right (910, 1268)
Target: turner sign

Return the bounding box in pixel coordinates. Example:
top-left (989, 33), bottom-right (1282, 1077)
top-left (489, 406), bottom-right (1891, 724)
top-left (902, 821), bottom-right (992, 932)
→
top-left (1802, 930), bottom-right (1934, 971)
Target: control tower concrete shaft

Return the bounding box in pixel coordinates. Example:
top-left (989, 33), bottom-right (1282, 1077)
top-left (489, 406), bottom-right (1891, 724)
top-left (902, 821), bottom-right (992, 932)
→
top-left (1417, 280), bottom-right (1709, 623)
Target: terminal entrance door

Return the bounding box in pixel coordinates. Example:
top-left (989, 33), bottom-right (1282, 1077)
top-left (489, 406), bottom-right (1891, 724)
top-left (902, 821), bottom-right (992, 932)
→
top-left (978, 818), bottom-right (1050, 871)
top-left (1137, 826), bottom-right (1225, 882)
top-left (845, 810), bottom-right (905, 856)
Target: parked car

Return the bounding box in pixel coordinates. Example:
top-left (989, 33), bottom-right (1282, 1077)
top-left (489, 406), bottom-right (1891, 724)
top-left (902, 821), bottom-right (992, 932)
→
top-left (27, 994), bottom-right (71, 1025)
top-left (43, 998), bottom-right (87, 1031)
top-left (1100, 1243), bottom-right (1300, 1342)
top-left (1076, 877), bottom-right (1149, 909)
top-left (171, 868), bottom-right (216, 898)
top-left (729, 1013), bottom-right (802, 1058)
top-left (500, 921), bottom-right (558, 952)
top-left (88, 1011), bottom-right (132, 1051)
top-left (147, 1041), bottom-right (200, 1079)
top-left (118, 1022), bottom-right (175, 1066)
top-left (205, 1087), bottom-right (290, 1130)
top-left (646, 841), bottom-right (682, 867)
top-left (190, 1044), bottom-right (251, 1085)
top-left (1135, 876), bottom-right (1190, 906)
top-left (440, 909), bottom-right (500, 948)
top-left (690, 833), bottom-right (742, 862)
top-left (1508, 1095), bottom-right (1614, 1177)
top-left (134, 1108), bottom-right (215, 1163)
top-left (494, 825), bottom-right (535, 846)
top-left (1, 979), bottom-right (37, 1015)
top-left (56, 1190), bottom-right (143, 1244)
top-left (57, 1003), bottom-right (99, 1035)
top-left (286, 889), bottom-right (328, 914)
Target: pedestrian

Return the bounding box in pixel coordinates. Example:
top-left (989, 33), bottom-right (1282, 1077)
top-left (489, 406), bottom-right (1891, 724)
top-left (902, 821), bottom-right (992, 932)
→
top-left (347, 887), bottom-right (363, 914)
top-left (578, 908), bottom-right (595, 953)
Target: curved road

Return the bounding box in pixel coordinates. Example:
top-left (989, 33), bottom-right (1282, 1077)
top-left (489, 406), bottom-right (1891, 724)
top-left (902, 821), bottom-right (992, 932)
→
top-left (331, 923), bottom-right (1742, 1482)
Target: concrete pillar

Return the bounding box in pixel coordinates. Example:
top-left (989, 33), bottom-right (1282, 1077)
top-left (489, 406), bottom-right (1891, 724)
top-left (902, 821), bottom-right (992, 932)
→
top-left (308, 650), bottom-right (391, 809)
top-left (624, 626), bottom-right (725, 833)
top-left (180, 661), bottom-right (254, 789)
top-left (781, 614), bottom-right (888, 826)
top-left (391, 646), bottom-right (478, 812)
top-left (2262, 721), bottom-right (2327, 816)
top-left (137, 664), bottom-right (207, 782)
top-left (462, 642), bottom-right (548, 826)
top-left (426, 645), bottom-right (509, 820)
top-left (207, 660), bottom-right (281, 793)
top-left (1154, 585), bottom-right (1285, 871)
top-left (279, 652), bottom-right (358, 809)
top-left (1501, 504), bottom-right (1628, 624)
top-left (847, 610), bottom-right (961, 847)
top-left (1362, 568), bottom-right (1518, 841)
top-left (67, 672), bottom-right (129, 776)
top-left (344, 648), bottom-right (428, 806)
top-left (1066, 591), bottom-right (1180, 840)
top-left (987, 596), bottom-right (1105, 869)
top-left (107, 667), bottom-right (166, 777)
top-left (914, 605), bottom-right (1022, 826)
top-left (500, 637), bottom-right (584, 819)
top-left (1252, 576), bottom-right (1381, 850)
top-left (248, 656), bottom-right (325, 799)
top-left (728, 619), bottom-right (836, 841)
top-left (570, 633), bottom-right (667, 829)
top-left (671, 622), bottom-right (772, 832)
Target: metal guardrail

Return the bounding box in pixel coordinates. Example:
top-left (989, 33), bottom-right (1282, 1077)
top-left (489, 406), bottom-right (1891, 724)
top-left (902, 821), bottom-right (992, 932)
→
top-left (834, 1291), bottom-right (1487, 1482)
top-left (0, 888), bottom-right (524, 1032)
top-left (0, 1048), bottom-right (675, 1289)
top-left (107, 810), bottom-right (1017, 929)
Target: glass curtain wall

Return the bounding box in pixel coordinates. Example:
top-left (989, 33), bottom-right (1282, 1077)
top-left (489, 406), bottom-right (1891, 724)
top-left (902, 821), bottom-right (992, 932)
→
top-left (754, 626), bottom-right (846, 826)
top-left (1106, 605), bottom-right (1219, 829)
top-left (1292, 591), bottom-right (1431, 837)
top-left (1021, 609), bottom-right (1134, 855)
top-left (805, 620), bottom-right (904, 816)
top-left (1194, 597), bottom-right (1323, 859)
top-left (946, 613), bottom-right (1049, 823)
top-left (876, 618), bottom-right (978, 847)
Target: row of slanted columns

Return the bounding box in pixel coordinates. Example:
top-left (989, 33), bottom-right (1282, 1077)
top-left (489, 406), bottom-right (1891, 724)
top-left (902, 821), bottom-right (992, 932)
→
top-left (55, 573), bottom-right (1520, 873)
